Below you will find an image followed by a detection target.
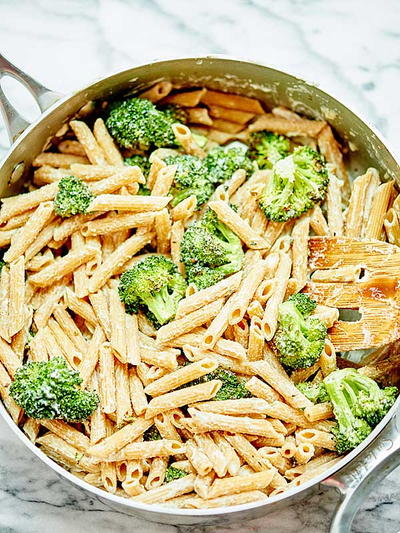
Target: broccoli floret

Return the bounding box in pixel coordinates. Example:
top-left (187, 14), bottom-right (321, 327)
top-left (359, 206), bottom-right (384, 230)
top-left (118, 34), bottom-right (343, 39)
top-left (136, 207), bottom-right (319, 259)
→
top-left (160, 104), bottom-right (188, 124)
top-left (296, 382), bottom-right (330, 404)
top-left (54, 176), bottom-right (94, 218)
top-left (329, 368), bottom-right (397, 427)
top-left (324, 369), bottom-right (373, 454)
top-left (9, 357), bottom-right (99, 422)
top-left (206, 368), bottom-right (251, 401)
top-left (165, 466), bottom-right (188, 483)
top-left (144, 425), bottom-right (162, 441)
top-left (274, 293), bottom-right (327, 370)
top-left (248, 131), bottom-right (291, 169)
top-left (105, 97), bottom-right (177, 150)
top-left (164, 154), bottom-right (214, 208)
top-left (118, 255), bottom-right (187, 326)
top-left (204, 145), bottom-right (254, 185)
top-left (180, 209), bottom-right (244, 290)
top-left (0, 260), bottom-right (5, 273)
top-left (124, 154), bottom-right (151, 178)
top-left (259, 146), bottom-right (329, 222)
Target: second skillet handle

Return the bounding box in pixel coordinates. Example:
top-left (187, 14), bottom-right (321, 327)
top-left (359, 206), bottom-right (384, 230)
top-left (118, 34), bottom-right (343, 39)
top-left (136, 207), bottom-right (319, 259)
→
top-left (0, 53), bottom-right (62, 142)
top-left (322, 411), bottom-right (400, 533)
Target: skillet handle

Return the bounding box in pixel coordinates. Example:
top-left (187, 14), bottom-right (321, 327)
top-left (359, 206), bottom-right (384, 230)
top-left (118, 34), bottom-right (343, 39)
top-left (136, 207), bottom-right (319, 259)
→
top-left (322, 412), bottom-right (400, 533)
top-left (0, 53), bottom-right (62, 142)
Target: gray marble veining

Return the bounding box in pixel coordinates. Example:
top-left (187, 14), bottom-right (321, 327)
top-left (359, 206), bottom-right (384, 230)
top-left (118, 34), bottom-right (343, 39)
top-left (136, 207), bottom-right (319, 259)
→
top-left (0, 1), bottom-right (400, 531)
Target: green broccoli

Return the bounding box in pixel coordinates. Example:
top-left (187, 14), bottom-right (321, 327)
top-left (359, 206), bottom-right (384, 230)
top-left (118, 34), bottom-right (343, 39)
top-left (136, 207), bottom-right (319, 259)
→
top-left (144, 425), bottom-right (162, 441)
top-left (54, 176), bottom-right (94, 218)
top-left (160, 104), bottom-right (188, 124)
top-left (118, 255), bottom-right (187, 326)
top-left (259, 146), bottom-right (329, 222)
top-left (9, 357), bottom-right (99, 422)
top-left (180, 209), bottom-right (244, 290)
top-left (273, 293), bottom-right (327, 370)
top-left (105, 97), bottom-right (177, 150)
top-left (327, 368), bottom-right (397, 427)
top-left (296, 381), bottom-right (330, 404)
top-left (324, 369), bottom-right (373, 454)
top-left (0, 260), bottom-right (5, 273)
top-left (204, 144), bottom-right (254, 185)
top-left (165, 466), bottom-right (188, 483)
top-left (248, 131), bottom-right (291, 169)
top-left (183, 366), bottom-right (251, 401)
top-left (164, 154), bottom-right (214, 208)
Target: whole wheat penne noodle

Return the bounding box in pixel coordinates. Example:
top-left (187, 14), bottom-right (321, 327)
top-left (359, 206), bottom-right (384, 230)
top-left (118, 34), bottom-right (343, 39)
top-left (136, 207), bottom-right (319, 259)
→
top-left (89, 194), bottom-right (170, 213)
top-left (53, 213), bottom-right (98, 242)
top-left (317, 125), bottom-right (348, 191)
top-left (261, 253), bottom-right (292, 340)
top-left (89, 168), bottom-right (145, 195)
top-left (247, 316), bottom-right (264, 361)
top-left (208, 201), bottom-right (268, 249)
top-left (0, 370), bottom-right (23, 422)
top-left (186, 409), bottom-right (279, 438)
top-left (89, 290), bottom-right (111, 339)
top-left (28, 330), bottom-right (48, 362)
top-left (4, 202), bottom-right (53, 262)
top-left (210, 432), bottom-right (241, 477)
top-left (37, 433), bottom-right (99, 473)
top-left (108, 288), bottom-right (127, 363)
top-left (171, 195), bottom-right (197, 221)
top-left (229, 257), bottom-right (277, 325)
top-left (8, 257), bottom-right (25, 338)
top-left (365, 180), bottom-right (394, 240)
top-left (93, 118), bottom-right (123, 166)
top-left (361, 169), bottom-right (383, 237)
top-left (146, 456), bottom-right (169, 490)
top-left (0, 182), bottom-right (58, 223)
top-left (0, 229), bottom-right (16, 247)
top-left (310, 205), bottom-right (329, 236)
top-left (193, 471), bottom-right (215, 498)
top-left (151, 165), bottom-right (177, 197)
top-left (69, 163), bottom-right (126, 181)
top-left (201, 90), bottom-right (263, 114)
top-left (79, 326), bottom-right (105, 386)
top-left (22, 418), bottom-right (41, 442)
top-left (249, 113), bottom-right (325, 137)
top-left (319, 339), bottom-right (337, 377)
top-left (70, 120), bottom-right (107, 165)
top-left (88, 232), bottom-right (153, 293)
top-left (192, 398), bottom-right (270, 416)
top-left (296, 428), bottom-right (336, 451)
top-left (154, 412), bottom-right (182, 443)
top-left (326, 173), bottom-right (343, 236)
top-left (211, 118), bottom-right (245, 134)
top-left (140, 346), bottom-right (178, 370)
top-left (156, 298), bottom-right (224, 345)
top-left (33, 165), bottom-right (72, 185)
top-left (245, 376), bottom-right (281, 403)
top-left (254, 278), bottom-right (276, 306)
top-left (304, 402), bottom-right (334, 423)
top-left (176, 272), bottom-right (242, 319)
top-left (185, 489), bottom-right (268, 509)
top-left (290, 362), bottom-right (320, 384)
top-left (24, 219), bottom-right (59, 261)
top-left (224, 433), bottom-right (272, 472)
top-left (144, 358), bottom-right (218, 397)
top-left (284, 452), bottom-right (338, 480)
top-left (89, 372), bottom-right (107, 444)
top-left (185, 107), bottom-right (212, 126)
top-left (140, 81), bottom-right (173, 102)
top-left (145, 380), bottom-right (222, 419)
top-left (250, 360), bottom-right (313, 409)
top-left (257, 447), bottom-right (290, 473)
top-left (208, 469), bottom-right (275, 500)
top-left (184, 345), bottom-right (252, 375)
top-left (207, 104), bottom-right (255, 124)
top-left (47, 317), bottom-right (82, 368)
top-left (294, 441), bottom-right (315, 465)
top-left (147, 156), bottom-right (166, 190)
top-left (185, 438), bottom-right (213, 476)
top-left (88, 417), bottom-right (153, 458)
top-left (259, 400), bottom-right (310, 428)
top-left (129, 368), bottom-right (148, 416)
top-left (82, 212), bottom-right (156, 237)
top-left (115, 360), bottom-right (132, 426)
top-left (42, 325), bottom-right (66, 360)
top-left (98, 343), bottom-right (116, 414)
top-left (30, 246), bottom-right (96, 288)
top-left (193, 433), bottom-right (228, 477)
top-left (53, 305), bottom-right (88, 354)
top-left (40, 419), bottom-right (90, 452)
top-left (32, 152), bottom-right (89, 168)
top-left (201, 294), bottom-right (234, 350)
top-left (213, 338), bottom-right (246, 361)
top-left (155, 208), bottom-right (171, 254)
top-left (0, 266), bottom-right (10, 342)
top-left (291, 215), bottom-right (310, 288)
top-left (70, 232), bottom-right (89, 298)
top-left (311, 265), bottom-right (361, 283)
top-left (384, 208), bottom-right (400, 246)
top-left (122, 478), bottom-right (145, 497)
top-left (345, 171), bottom-right (372, 237)
top-left (132, 474), bottom-right (195, 504)
top-left (26, 248), bottom-right (54, 271)
top-left (163, 88), bottom-right (206, 107)
top-left (124, 314), bottom-right (140, 365)
top-left (0, 336), bottom-right (20, 377)
top-left (57, 139), bottom-right (86, 156)
top-left (1, 209), bottom-right (34, 230)
top-left (172, 124), bottom-right (205, 157)
top-left (170, 219), bottom-right (185, 274)
top-left (280, 435), bottom-right (297, 459)
top-left (286, 456), bottom-right (340, 487)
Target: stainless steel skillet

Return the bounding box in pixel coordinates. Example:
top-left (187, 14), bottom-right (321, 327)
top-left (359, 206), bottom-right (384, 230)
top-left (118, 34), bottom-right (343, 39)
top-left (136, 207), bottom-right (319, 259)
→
top-left (0, 53), bottom-right (399, 533)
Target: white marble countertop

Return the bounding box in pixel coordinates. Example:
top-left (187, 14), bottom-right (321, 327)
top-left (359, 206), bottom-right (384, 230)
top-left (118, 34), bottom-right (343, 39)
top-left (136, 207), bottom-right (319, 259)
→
top-left (0, 1), bottom-right (400, 531)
